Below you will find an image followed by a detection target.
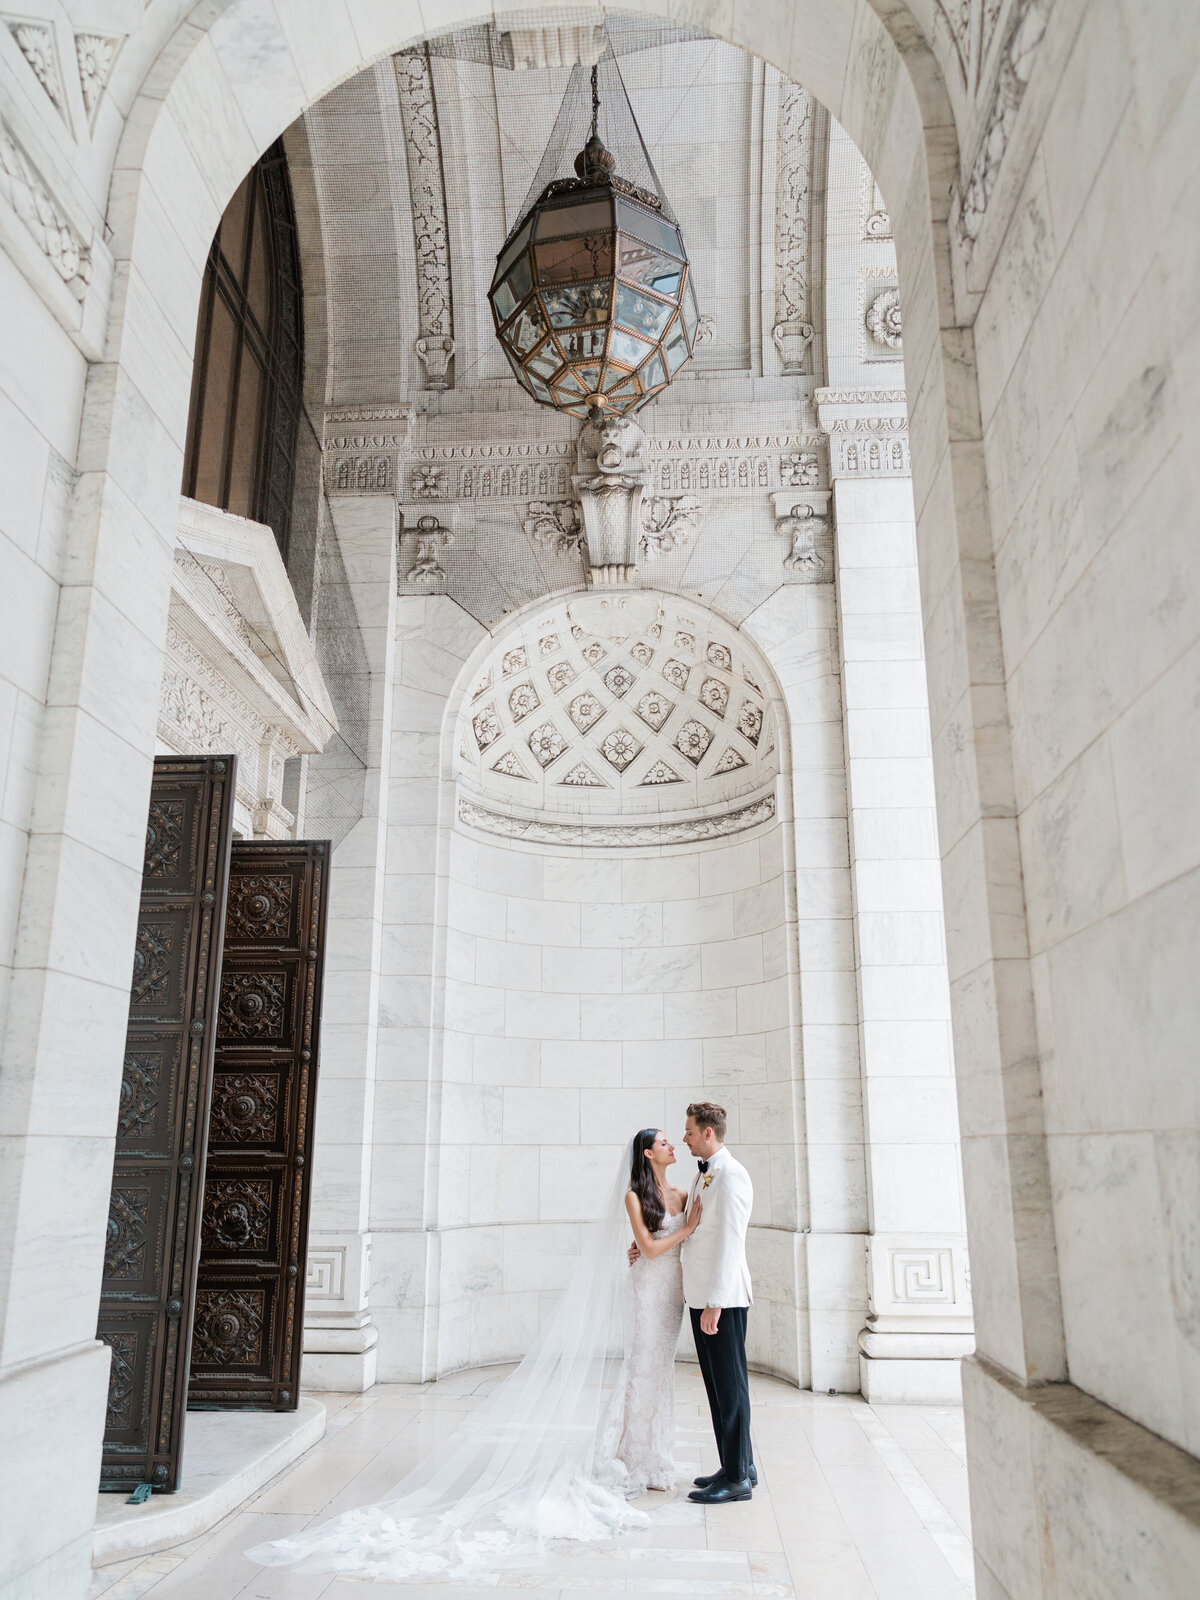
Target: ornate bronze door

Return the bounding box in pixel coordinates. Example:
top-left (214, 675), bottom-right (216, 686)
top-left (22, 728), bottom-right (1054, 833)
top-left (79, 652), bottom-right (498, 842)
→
top-left (97, 755), bottom-right (236, 1492)
top-left (188, 840), bottom-right (329, 1410)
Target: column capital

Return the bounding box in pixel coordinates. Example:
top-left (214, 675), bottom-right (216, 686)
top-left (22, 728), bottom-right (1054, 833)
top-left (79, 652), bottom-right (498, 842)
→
top-left (814, 387), bottom-right (911, 479)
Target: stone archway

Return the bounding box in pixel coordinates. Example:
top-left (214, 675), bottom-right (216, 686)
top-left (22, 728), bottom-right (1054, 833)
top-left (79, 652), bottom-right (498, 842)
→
top-left (15, 3), bottom-right (1183, 1597)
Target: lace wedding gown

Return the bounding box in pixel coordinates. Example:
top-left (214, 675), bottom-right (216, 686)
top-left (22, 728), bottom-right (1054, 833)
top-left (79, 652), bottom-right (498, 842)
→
top-left (247, 1142), bottom-right (681, 1582)
top-left (611, 1208), bottom-right (686, 1493)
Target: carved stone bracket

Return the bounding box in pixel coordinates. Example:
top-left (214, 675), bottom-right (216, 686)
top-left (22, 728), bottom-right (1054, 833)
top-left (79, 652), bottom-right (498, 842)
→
top-left (572, 413), bottom-right (649, 586)
top-left (398, 509), bottom-right (454, 591)
top-left (773, 490), bottom-right (833, 582)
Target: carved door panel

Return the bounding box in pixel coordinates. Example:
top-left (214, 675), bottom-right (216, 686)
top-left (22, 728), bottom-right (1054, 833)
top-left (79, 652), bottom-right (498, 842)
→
top-left (97, 755), bottom-right (236, 1492)
top-left (188, 840), bottom-right (329, 1410)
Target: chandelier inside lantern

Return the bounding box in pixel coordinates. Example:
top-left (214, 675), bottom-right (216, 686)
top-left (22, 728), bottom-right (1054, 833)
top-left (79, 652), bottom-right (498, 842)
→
top-left (489, 66), bottom-right (698, 419)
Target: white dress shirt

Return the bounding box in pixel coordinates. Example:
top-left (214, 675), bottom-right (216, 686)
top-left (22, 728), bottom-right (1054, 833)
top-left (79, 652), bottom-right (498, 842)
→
top-left (680, 1145), bottom-right (754, 1311)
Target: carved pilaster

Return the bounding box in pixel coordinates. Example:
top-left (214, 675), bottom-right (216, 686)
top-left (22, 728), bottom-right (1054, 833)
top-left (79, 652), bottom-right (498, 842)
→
top-left (394, 48), bottom-right (454, 389)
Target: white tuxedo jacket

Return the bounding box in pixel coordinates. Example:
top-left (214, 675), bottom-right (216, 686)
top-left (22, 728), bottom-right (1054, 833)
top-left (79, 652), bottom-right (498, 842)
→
top-left (680, 1146), bottom-right (754, 1311)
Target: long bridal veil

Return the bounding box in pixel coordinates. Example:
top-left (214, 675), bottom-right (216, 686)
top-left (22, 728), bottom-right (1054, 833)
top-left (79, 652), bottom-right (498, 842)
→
top-left (247, 1139), bottom-right (648, 1580)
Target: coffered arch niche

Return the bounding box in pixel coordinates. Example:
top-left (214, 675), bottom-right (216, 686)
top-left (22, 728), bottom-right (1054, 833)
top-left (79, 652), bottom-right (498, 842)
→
top-left (417, 587), bottom-right (839, 1385)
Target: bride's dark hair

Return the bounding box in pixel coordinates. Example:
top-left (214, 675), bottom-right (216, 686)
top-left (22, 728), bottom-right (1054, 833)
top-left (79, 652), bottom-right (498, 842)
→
top-left (629, 1128), bottom-right (666, 1234)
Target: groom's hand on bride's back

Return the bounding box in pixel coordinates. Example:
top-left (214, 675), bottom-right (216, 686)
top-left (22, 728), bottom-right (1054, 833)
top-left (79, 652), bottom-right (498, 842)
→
top-left (627, 1243), bottom-right (640, 1265)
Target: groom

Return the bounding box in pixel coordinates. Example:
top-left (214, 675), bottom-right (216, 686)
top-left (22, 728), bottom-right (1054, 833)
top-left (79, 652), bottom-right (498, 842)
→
top-left (680, 1101), bottom-right (755, 1504)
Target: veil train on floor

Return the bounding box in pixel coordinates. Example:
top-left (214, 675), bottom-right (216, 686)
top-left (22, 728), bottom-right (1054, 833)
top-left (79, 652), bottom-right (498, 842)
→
top-left (246, 1138), bottom-right (650, 1580)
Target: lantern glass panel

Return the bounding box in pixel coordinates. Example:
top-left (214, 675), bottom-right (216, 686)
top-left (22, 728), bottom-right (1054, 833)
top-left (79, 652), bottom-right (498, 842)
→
top-left (492, 274), bottom-right (519, 324)
top-left (617, 237), bottom-right (683, 297)
top-left (535, 199), bottom-right (612, 239)
top-left (640, 351), bottom-right (667, 392)
top-left (575, 363), bottom-right (602, 393)
top-left (616, 202), bottom-right (683, 258)
top-left (507, 297), bottom-right (547, 356)
top-left (527, 373), bottom-right (552, 403)
top-left (504, 253), bottom-right (533, 306)
top-left (680, 279), bottom-right (699, 339)
top-left (495, 220), bottom-right (533, 281)
top-left (601, 365), bottom-right (635, 393)
top-left (558, 369), bottom-right (587, 395)
top-left (614, 283), bottom-right (675, 340)
top-left (534, 235), bottom-right (614, 284)
top-left (542, 282), bottom-right (610, 327)
top-left (527, 338), bottom-right (563, 380)
top-left (663, 318), bottom-right (690, 374)
top-left (559, 325), bottom-right (607, 360)
top-left (609, 327), bottom-right (654, 367)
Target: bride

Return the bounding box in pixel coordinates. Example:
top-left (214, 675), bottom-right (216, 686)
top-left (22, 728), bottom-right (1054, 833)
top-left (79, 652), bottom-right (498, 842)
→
top-left (247, 1128), bottom-right (702, 1581)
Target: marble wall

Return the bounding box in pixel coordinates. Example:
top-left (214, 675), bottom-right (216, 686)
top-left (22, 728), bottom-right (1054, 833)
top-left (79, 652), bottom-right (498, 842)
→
top-left (434, 818), bottom-right (797, 1374)
top-left (2, 2), bottom-right (1198, 1597)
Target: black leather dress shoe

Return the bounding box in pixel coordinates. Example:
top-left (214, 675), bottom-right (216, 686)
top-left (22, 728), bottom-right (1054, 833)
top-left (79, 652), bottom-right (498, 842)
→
top-left (688, 1477), bottom-right (753, 1504)
top-left (693, 1465), bottom-right (758, 1489)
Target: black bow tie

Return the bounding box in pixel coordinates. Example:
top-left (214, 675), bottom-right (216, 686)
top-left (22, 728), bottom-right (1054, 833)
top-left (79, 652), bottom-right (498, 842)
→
top-left (697, 1160), bottom-right (709, 1173)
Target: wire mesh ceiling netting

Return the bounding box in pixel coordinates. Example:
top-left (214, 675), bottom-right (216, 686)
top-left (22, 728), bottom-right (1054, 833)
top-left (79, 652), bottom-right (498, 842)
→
top-left (425, 13), bottom-right (711, 239)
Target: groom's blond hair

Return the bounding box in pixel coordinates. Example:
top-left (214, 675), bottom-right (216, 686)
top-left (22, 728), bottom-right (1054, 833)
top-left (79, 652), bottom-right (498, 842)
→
top-left (686, 1101), bottom-right (727, 1141)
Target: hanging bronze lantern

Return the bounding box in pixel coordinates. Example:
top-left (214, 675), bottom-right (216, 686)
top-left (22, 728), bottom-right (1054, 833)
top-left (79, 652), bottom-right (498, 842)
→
top-left (489, 71), bottom-right (697, 419)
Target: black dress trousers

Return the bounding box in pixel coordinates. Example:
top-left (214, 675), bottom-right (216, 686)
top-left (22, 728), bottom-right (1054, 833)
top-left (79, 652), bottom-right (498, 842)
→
top-left (690, 1305), bottom-right (752, 1482)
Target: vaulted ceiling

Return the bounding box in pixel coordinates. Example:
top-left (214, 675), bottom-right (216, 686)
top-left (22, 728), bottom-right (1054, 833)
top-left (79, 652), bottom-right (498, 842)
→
top-left (289, 28), bottom-right (818, 412)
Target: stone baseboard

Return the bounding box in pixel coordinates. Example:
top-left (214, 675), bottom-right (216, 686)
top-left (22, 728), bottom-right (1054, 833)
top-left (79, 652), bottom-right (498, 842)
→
top-left (860, 1353), bottom-right (964, 1404)
top-left (300, 1343), bottom-right (378, 1392)
top-left (92, 1399), bottom-right (325, 1567)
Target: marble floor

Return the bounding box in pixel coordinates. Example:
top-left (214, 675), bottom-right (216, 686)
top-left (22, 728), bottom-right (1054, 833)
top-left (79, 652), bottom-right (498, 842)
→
top-left (89, 1366), bottom-right (975, 1600)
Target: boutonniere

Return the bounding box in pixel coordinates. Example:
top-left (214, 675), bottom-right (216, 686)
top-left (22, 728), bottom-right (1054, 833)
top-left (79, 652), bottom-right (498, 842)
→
top-left (701, 1173), bottom-right (715, 1189)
